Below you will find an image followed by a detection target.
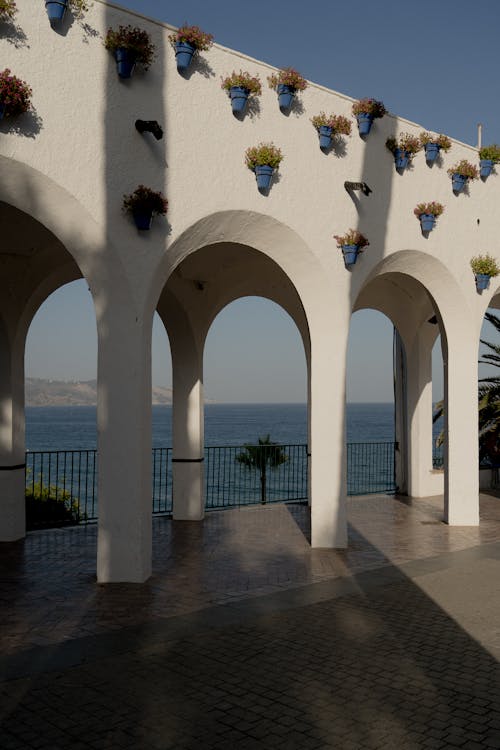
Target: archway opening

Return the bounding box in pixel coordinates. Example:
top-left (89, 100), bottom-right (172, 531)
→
top-left (346, 309), bottom-right (397, 495)
top-left (477, 302), bottom-right (500, 487)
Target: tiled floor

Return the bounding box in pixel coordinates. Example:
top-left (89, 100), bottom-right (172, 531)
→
top-left (1, 492), bottom-right (500, 748)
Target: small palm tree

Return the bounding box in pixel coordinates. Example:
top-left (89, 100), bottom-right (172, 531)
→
top-left (236, 435), bottom-right (288, 504)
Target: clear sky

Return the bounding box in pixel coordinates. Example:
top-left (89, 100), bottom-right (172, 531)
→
top-left (25, 0), bottom-right (500, 402)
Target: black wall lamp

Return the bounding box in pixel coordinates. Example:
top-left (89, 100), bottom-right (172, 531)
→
top-left (135, 120), bottom-right (164, 140)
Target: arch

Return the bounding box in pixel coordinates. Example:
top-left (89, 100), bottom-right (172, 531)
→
top-left (150, 210), bottom-right (339, 331)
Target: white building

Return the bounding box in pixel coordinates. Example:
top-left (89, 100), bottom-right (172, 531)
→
top-left (0, 1), bottom-right (495, 581)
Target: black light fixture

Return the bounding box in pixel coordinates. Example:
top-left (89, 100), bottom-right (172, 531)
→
top-left (344, 181), bottom-right (372, 196)
top-left (135, 120), bottom-right (164, 140)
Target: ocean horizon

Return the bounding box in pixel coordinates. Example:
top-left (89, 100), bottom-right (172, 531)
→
top-left (25, 403), bottom-right (401, 452)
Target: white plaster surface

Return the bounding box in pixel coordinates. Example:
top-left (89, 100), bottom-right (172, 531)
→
top-left (0, 0), bottom-right (494, 577)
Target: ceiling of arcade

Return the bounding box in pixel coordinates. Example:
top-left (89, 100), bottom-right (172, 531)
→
top-left (157, 241), bottom-right (310, 351)
top-left (0, 202), bottom-right (82, 313)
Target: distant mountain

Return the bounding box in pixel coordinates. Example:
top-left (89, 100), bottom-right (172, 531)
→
top-left (25, 378), bottom-right (173, 406)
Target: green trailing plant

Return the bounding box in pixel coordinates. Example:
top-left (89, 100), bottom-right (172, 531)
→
top-left (68, 0), bottom-right (91, 18)
top-left (310, 112), bottom-right (351, 136)
top-left (221, 70), bottom-right (261, 96)
top-left (470, 254), bottom-right (500, 277)
top-left (235, 435), bottom-right (288, 505)
top-left (351, 98), bottom-right (387, 118)
top-left (333, 229), bottom-right (369, 249)
top-left (386, 132), bottom-right (421, 157)
top-left (447, 159), bottom-right (479, 180)
top-left (267, 67), bottom-right (308, 92)
top-left (245, 142), bottom-right (283, 171)
top-left (25, 480), bottom-right (82, 530)
top-left (168, 24), bottom-right (214, 51)
top-left (419, 131), bottom-right (452, 151)
top-left (122, 185), bottom-right (168, 216)
top-left (479, 144), bottom-right (500, 163)
top-left (0, 0), bottom-right (16, 20)
top-left (105, 25), bottom-right (156, 69)
top-left (414, 201), bottom-right (444, 218)
top-left (0, 68), bottom-right (32, 116)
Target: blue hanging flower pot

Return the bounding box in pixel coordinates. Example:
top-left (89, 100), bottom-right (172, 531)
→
top-left (175, 41), bottom-right (196, 73)
top-left (419, 214), bottom-right (436, 233)
top-left (425, 142), bottom-right (440, 163)
top-left (254, 165), bottom-right (274, 192)
top-left (480, 159), bottom-right (493, 179)
top-left (277, 84), bottom-right (295, 113)
top-left (342, 244), bottom-right (359, 266)
top-left (229, 86), bottom-right (249, 115)
top-left (45, 0), bottom-right (67, 26)
top-left (451, 173), bottom-right (467, 193)
top-left (394, 148), bottom-right (410, 171)
top-left (318, 125), bottom-right (333, 151)
top-left (356, 113), bottom-right (373, 136)
top-left (115, 48), bottom-right (137, 79)
top-left (132, 208), bottom-right (153, 230)
top-left (475, 273), bottom-right (490, 292)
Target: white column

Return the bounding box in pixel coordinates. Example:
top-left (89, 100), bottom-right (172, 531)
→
top-left (443, 331), bottom-right (479, 525)
top-left (171, 336), bottom-right (205, 521)
top-left (0, 325), bottom-right (26, 542)
top-left (309, 327), bottom-right (348, 548)
top-left (406, 323), bottom-right (442, 498)
top-left (96, 309), bottom-right (153, 583)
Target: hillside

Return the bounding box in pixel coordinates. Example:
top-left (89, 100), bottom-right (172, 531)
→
top-left (25, 379), bottom-right (173, 406)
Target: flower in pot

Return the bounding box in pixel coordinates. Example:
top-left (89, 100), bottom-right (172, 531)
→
top-left (470, 254), bottom-right (500, 292)
top-left (419, 131), bottom-right (451, 164)
top-left (105, 25), bottom-right (156, 79)
top-left (478, 144), bottom-right (500, 179)
top-left (168, 24), bottom-right (214, 74)
top-left (386, 133), bottom-right (421, 172)
top-left (0, 68), bottom-right (32, 120)
top-left (413, 201), bottom-right (444, 233)
top-left (333, 229), bottom-right (369, 267)
top-left (267, 68), bottom-right (308, 113)
top-left (0, 1), bottom-right (17, 21)
top-left (45, 0), bottom-right (90, 27)
top-left (351, 98), bottom-right (387, 136)
top-left (447, 159), bottom-right (479, 193)
top-left (245, 142), bottom-right (283, 193)
top-left (221, 70), bottom-right (261, 116)
top-left (310, 112), bottom-right (351, 152)
top-left (122, 185), bottom-right (168, 230)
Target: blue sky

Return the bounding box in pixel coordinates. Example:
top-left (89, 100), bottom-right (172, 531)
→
top-left (26, 0), bottom-right (500, 402)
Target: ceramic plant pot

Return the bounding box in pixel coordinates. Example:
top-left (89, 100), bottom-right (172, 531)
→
top-left (175, 41), bottom-right (195, 73)
top-left (277, 84), bottom-right (295, 113)
top-left (132, 208), bottom-right (153, 230)
top-left (229, 86), bottom-right (249, 114)
top-left (115, 48), bottom-right (137, 79)
top-left (425, 142), bottom-right (440, 163)
top-left (356, 113), bottom-right (373, 136)
top-left (475, 273), bottom-right (490, 292)
top-left (318, 125), bottom-right (333, 150)
top-left (45, 0), bottom-right (67, 26)
top-left (342, 244), bottom-right (359, 266)
top-left (254, 164), bottom-right (274, 192)
top-left (419, 214), bottom-right (436, 232)
top-left (480, 159), bottom-right (493, 179)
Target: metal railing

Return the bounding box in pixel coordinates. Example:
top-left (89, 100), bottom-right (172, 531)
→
top-left (25, 450), bottom-right (97, 529)
top-left (347, 441), bottom-right (395, 495)
top-left (205, 444), bottom-right (308, 509)
top-left (25, 441), bottom-right (403, 528)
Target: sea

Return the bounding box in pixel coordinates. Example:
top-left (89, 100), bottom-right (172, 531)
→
top-left (25, 403), bottom-right (398, 451)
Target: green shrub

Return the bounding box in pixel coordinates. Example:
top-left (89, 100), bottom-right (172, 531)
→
top-left (25, 481), bottom-right (82, 530)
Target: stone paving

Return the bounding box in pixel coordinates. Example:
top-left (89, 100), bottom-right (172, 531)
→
top-left (1, 493), bottom-right (500, 748)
